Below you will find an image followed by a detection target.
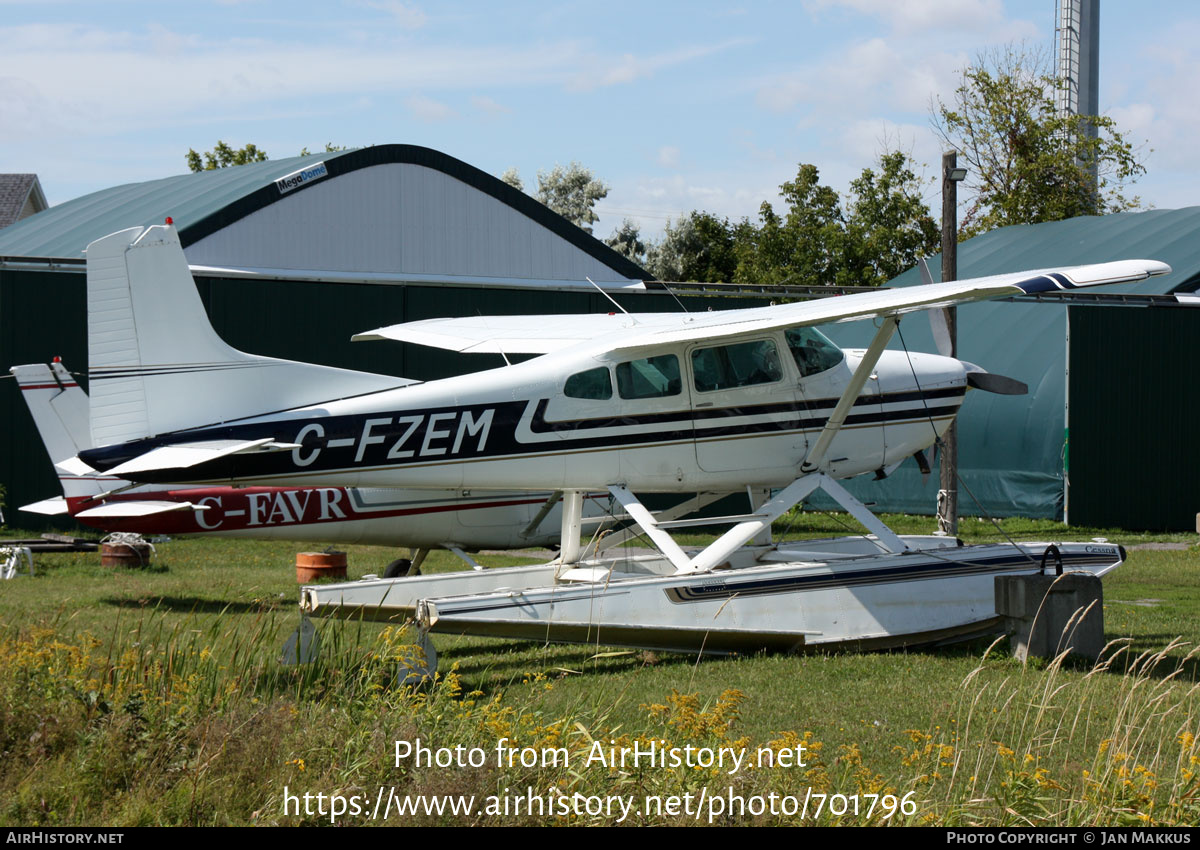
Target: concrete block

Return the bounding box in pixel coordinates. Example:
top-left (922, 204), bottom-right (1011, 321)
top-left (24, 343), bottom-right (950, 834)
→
top-left (995, 572), bottom-right (1105, 662)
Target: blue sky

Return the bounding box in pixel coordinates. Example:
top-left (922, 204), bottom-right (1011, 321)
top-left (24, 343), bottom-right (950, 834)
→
top-left (2, 0), bottom-right (1196, 241)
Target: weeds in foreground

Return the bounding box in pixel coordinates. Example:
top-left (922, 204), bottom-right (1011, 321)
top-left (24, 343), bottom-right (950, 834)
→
top-left (0, 612), bottom-right (1196, 826)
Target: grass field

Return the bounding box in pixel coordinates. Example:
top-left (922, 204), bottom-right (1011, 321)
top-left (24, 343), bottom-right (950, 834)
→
top-left (0, 513), bottom-right (1197, 826)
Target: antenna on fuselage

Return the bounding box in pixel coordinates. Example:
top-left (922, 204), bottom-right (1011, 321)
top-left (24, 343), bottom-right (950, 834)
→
top-left (656, 280), bottom-right (691, 314)
top-left (586, 277), bottom-right (639, 323)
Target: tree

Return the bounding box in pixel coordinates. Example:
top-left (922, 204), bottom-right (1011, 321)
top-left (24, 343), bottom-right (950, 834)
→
top-left (186, 141), bottom-right (269, 172)
top-left (732, 163), bottom-right (849, 288)
top-left (605, 218), bottom-right (647, 266)
top-left (300, 143), bottom-right (348, 156)
top-left (645, 211), bottom-right (741, 282)
top-left (932, 47), bottom-right (1146, 237)
top-left (499, 167), bottom-right (524, 192)
top-left (638, 152), bottom-right (934, 287)
top-left (843, 151), bottom-right (939, 286)
top-left (535, 162), bottom-right (609, 233)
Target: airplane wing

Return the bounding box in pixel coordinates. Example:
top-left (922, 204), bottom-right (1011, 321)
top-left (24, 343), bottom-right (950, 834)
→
top-left (608, 260), bottom-right (1172, 352)
top-left (353, 260), bottom-right (1170, 354)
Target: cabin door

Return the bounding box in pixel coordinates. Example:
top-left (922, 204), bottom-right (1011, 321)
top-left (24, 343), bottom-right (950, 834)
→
top-left (690, 336), bottom-right (799, 475)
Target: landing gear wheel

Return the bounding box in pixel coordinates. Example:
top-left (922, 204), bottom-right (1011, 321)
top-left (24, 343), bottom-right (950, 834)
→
top-left (383, 558), bottom-right (412, 578)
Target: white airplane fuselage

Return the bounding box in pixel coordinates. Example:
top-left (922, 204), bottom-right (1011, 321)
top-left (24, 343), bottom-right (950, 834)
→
top-left (82, 328), bottom-right (966, 494)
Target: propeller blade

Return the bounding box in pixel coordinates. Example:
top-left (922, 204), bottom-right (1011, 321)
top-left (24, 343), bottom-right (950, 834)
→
top-left (965, 370), bottom-right (1028, 395)
top-left (919, 257), bottom-right (935, 286)
top-left (928, 306), bottom-right (954, 357)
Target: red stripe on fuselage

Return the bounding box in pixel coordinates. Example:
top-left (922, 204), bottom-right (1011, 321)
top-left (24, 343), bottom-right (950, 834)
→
top-left (65, 486), bottom-right (546, 535)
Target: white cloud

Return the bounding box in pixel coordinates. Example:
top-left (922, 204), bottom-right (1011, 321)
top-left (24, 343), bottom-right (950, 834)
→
top-left (605, 171), bottom-right (781, 234)
top-left (756, 37), bottom-right (966, 119)
top-left (657, 146), bottom-right (680, 168)
top-left (0, 24), bottom-right (584, 137)
top-left (405, 94), bottom-right (456, 122)
top-left (1101, 23), bottom-right (1200, 175)
top-left (1108, 103), bottom-right (1156, 139)
top-left (146, 23), bottom-right (202, 54)
top-left (360, 1), bottom-right (428, 30)
top-left (567, 39), bottom-right (752, 92)
top-left (835, 118), bottom-right (940, 176)
top-left (0, 76), bottom-right (63, 140)
top-left (803, 0), bottom-right (1038, 39)
top-left (470, 95), bottom-right (510, 115)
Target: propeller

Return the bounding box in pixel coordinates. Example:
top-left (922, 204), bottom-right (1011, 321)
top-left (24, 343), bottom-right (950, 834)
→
top-left (961, 361), bottom-right (1028, 395)
top-left (920, 258), bottom-right (956, 358)
top-left (917, 258), bottom-right (1025, 395)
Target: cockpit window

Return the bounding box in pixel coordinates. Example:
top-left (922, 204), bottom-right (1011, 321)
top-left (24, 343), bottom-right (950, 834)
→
top-left (691, 339), bottom-right (783, 392)
top-left (564, 366), bottom-right (613, 400)
top-left (785, 327), bottom-right (844, 377)
top-left (616, 354), bottom-right (681, 399)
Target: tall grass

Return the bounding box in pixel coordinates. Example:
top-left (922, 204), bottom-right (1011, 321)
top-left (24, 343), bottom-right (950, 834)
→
top-left (901, 638), bottom-right (1200, 826)
top-left (0, 600), bottom-right (1196, 826)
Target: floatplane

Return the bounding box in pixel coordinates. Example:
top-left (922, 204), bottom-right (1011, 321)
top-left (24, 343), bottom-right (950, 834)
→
top-left (12, 360), bottom-right (614, 573)
top-left (72, 223), bottom-right (1167, 656)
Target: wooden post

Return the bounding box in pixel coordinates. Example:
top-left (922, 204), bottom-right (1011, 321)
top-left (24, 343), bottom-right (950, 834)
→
top-left (938, 151), bottom-right (959, 536)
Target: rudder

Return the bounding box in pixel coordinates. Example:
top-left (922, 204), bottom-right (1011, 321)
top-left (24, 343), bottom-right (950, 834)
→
top-left (86, 225), bottom-right (411, 448)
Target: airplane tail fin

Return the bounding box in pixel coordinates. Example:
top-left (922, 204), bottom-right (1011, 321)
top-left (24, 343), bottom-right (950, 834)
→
top-left (87, 225), bottom-right (412, 448)
top-left (11, 362), bottom-right (116, 503)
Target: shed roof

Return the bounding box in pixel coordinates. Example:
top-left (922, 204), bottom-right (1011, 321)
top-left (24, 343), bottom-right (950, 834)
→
top-left (891, 206), bottom-right (1200, 294)
top-left (0, 145), bottom-right (649, 280)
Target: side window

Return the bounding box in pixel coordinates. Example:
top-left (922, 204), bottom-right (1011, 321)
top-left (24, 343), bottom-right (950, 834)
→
top-left (564, 367), bottom-right (613, 400)
top-left (785, 327), bottom-right (844, 377)
top-left (691, 339), bottom-right (783, 392)
top-left (616, 354), bottom-right (681, 399)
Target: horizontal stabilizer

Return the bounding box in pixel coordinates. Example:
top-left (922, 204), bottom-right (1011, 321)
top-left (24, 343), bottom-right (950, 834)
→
top-left (105, 438), bottom-right (292, 476)
top-left (20, 496), bottom-right (69, 516)
top-left (55, 456), bottom-right (98, 477)
top-left (75, 500), bottom-right (210, 519)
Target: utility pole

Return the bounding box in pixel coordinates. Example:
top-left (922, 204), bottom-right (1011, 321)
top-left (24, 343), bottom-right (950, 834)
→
top-left (938, 151), bottom-right (966, 536)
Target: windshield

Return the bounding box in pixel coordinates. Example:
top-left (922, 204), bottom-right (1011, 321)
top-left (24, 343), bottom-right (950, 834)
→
top-left (785, 327), bottom-right (844, 377)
